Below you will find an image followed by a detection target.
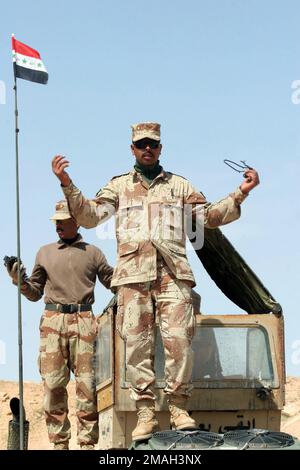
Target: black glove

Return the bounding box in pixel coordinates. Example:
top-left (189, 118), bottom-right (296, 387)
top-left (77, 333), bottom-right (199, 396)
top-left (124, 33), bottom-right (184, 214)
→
top-left (4, 256), bottom-right (27, 284)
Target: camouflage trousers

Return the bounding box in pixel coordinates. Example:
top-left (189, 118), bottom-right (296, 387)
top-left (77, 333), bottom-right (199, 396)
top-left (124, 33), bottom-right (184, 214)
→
top-left (117, 261), bottom-right (195, 403)
top-left (39, 309), bottom-right (98, 446)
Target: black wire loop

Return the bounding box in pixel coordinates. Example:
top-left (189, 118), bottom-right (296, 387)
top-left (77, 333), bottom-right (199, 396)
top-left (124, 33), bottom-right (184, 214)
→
top-left (223, 159), bottom-right (253, 173)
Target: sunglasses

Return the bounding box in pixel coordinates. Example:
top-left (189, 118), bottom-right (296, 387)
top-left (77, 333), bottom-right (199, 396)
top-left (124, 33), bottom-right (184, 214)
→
top-left (133, 139), bottom-right (160, 150)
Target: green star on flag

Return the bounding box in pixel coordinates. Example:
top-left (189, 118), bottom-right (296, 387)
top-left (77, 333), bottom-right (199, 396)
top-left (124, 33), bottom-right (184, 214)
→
top-left (12, 35), bottom-right (48, 85)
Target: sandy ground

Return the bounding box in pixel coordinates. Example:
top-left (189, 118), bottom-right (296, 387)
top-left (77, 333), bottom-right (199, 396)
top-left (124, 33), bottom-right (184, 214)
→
top-left (0, 380), bottom-right (77, 450)
top-left (0, 377), bottom-right (300, 450)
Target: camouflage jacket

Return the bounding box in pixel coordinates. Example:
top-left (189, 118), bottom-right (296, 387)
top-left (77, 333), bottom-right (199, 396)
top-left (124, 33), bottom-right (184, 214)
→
top-left (62, 168), bottom-right (247, 287)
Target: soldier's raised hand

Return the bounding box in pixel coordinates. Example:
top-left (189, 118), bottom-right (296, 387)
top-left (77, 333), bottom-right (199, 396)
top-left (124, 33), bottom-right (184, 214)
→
top-left (52, 155), bottom-right (71, 187)
top-left (240, 169), bottom-right (260, 194)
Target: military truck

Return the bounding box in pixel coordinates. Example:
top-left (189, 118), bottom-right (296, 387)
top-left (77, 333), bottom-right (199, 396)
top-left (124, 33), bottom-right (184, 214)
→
top-left (95, 228), bottom-right (299, 450)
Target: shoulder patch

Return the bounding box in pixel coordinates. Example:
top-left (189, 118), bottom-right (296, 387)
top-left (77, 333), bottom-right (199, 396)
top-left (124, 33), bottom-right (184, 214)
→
top-left (95, 172), bottom-right (130, 197)
top-left (167, 172), bottom-right (188, 180)
top-left (111, 172), bottom-right (130, 180)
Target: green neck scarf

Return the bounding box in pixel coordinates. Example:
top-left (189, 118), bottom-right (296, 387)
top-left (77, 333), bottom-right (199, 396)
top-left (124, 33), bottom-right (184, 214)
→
top-left (134, 160), bottom-right (162, 184)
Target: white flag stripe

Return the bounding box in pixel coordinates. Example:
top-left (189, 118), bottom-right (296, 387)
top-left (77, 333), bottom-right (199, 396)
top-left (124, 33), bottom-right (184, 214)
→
top-left (14, 51), bottom-right (47, 73)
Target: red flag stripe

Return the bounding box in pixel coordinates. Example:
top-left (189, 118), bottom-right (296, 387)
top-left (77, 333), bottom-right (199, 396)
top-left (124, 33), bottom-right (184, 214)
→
top-left (12, 37), bottom-right (41, 59)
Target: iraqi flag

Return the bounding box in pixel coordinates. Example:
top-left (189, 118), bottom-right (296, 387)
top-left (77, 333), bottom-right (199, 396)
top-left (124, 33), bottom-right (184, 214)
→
top-left (12, 35), bottom-right (48, 85)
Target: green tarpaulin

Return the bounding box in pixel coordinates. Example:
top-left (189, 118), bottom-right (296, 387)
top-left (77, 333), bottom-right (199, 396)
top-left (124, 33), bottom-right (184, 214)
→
top-left (191, 227), bottom-right (281, 315)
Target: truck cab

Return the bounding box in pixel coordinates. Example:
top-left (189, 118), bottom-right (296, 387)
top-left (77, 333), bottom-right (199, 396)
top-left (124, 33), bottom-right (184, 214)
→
top-left (95, 228), bottom-right (286, 449)
top-left (95, 303), bottom-right (285, 449)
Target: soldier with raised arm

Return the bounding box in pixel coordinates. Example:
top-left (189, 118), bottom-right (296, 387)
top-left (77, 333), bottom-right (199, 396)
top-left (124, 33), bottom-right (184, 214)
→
top-left (52, 122), bottom-right (259, 442)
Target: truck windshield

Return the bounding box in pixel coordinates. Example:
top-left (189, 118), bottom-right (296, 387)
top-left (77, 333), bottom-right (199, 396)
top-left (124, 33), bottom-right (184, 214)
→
top-left (153, 325), bottom-right (275, 388)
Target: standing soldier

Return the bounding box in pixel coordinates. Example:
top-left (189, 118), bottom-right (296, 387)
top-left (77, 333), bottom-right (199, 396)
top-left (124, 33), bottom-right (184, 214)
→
top-left (52, 122), bottom-right (260, 442)
top-left (6, 200), bottom-right (113, 450)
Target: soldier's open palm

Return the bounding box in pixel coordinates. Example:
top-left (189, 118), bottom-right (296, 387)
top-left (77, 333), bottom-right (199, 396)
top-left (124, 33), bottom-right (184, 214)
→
top-left (52, 155), bottom-right (71, 187)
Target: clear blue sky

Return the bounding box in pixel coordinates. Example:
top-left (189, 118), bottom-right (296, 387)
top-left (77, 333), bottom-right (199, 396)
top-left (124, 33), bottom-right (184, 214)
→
top-left (1, 0), bottom-right (299, 381)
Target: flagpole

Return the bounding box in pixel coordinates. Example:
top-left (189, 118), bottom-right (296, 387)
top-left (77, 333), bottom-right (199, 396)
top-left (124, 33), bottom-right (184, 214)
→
top-left (12, 33), bottom-right (25, 451)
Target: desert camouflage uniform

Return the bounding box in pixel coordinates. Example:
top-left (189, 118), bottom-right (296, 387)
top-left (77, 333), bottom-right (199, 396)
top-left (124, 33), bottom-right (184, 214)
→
top-left (20, 236), bottom-right (113, 446)
top-left (62, 168), bottom-right (247, 401)
top-left (117, 258), bottom-right (195, 400)
top-left (39, 309), bottom-right (98, 445)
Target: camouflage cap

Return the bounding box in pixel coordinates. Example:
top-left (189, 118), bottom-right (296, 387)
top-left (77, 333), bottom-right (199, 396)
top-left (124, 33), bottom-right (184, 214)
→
top-left (131, 122), bottom-right (161, 142)
top-left (50, 200), bottom-right (72, 222)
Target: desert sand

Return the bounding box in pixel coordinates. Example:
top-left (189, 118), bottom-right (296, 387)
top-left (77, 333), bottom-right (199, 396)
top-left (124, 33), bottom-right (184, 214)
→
top-left (0, 377), bottom-right (300, 450)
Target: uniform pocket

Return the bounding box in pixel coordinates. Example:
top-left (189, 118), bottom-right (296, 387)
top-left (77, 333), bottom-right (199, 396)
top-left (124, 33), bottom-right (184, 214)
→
top-left (174, 279), bottom-right (195, 339)
top-left (168, 243), bottom-right (186, 255)
top-left (174, 279), bottom-right (193, 303)
top-left (119, 198), bottom-right (144, 230)
top-left (38, 337), bottom-right (47, 377)
top-left (38, 313), bottom-right (47, 374)
top-left (119, 242), bottom-right (139, 257)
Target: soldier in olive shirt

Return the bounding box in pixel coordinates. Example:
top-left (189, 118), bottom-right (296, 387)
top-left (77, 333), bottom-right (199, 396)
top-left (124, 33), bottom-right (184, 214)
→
top-left (6, 200), bottom-right (113, 450)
